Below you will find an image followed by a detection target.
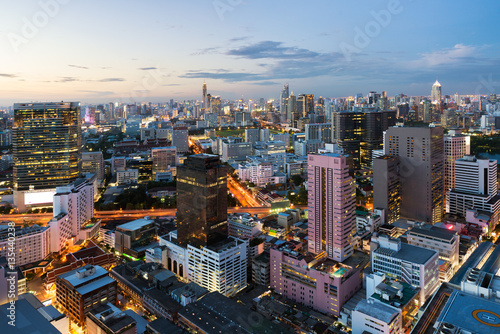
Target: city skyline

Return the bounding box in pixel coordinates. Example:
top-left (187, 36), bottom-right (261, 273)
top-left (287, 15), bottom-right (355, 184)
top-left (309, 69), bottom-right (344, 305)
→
top-left (1, 0), bottom-right (499, 105)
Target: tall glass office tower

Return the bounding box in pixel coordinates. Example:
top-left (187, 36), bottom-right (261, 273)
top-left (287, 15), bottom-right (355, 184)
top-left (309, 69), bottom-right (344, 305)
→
top-left (13, 102), bottom-right (81, 210)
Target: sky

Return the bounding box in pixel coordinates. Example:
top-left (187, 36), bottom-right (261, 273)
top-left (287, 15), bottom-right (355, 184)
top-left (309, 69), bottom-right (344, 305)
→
top-left (1, 0), bottom-right (500, 105)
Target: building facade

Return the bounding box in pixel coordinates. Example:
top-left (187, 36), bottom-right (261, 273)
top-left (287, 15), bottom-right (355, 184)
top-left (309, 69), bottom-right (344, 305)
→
top-left (176, 154), bottom-right (228, 248)
top-left (13, 102), bottom-right (81, 212)
top-left (308, 153), bottom-right (356, 262)
top-left (384, 126), bottom-right (444, 224)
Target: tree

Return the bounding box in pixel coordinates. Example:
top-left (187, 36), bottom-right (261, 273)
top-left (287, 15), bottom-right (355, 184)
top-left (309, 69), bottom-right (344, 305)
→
top-left (291, 175), bottom-right (304, 186)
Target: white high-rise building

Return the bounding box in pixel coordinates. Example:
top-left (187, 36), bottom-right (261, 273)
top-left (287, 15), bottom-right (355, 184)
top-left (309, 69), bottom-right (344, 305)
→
top-left (444, 133), bottom-right (470, 192)
top-left (158, 232), bottom-right (248, 297)
top-left (447, 155), bottom-right (500, 217)
top-left (51, 179), bottom-right (94, 245)
top-left (431, 80), bottom-right (442, 102)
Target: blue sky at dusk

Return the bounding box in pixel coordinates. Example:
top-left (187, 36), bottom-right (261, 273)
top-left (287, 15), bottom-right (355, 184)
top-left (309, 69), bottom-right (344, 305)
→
top-left (1, 0), bottom-right (499, 104)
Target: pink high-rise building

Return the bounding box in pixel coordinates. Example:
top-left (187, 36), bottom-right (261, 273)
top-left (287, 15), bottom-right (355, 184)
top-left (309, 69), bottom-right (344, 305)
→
top-left (307, 153), bottom-right (356, 262)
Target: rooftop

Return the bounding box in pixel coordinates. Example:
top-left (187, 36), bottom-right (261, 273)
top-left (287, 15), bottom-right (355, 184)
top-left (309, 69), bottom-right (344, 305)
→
top-left (0, 298), bottom-right (61, 334)
top-left (437, 290), bottom-right (500, 334)
top-left (116, 218), bottom-right (155, 231)
top-left (59, 264), bottom-right (108, 288)
top-left (76, 276), bottom-right (116, 295)
top-left (355, 298), bottom-right (399, 324)
top-left (408, 225), bottom-right (457, 242)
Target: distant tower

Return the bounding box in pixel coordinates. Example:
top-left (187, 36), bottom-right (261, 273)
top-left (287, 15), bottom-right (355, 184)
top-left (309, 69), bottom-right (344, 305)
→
top-left (431, 80), bottom-right (442, 102)
top-left (202, 82), bottom-right (207, 111)
top-left (280, 83), bottom-right (289, 115)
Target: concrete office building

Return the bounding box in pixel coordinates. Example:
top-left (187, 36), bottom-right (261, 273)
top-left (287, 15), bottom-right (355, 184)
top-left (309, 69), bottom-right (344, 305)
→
top-left (221, 141), bottom-right (252, 162)
top-left (82, 151), bottom-right (105, 181)
top-left (447, 156), bottom-right (500, 220)
top-left (13, 102), bottom-right (81, 212)
top-left (244, 128), bottom-right (260, 145)
top-left (56, 265), bottom-right (116, 329)
top-left (371, 234), bottom-right (439, 303)
top-left (0, 225), bottom-right (50, 267)
top-left (305, 123), bottom-right (332, 143)
top-left (308, 153), bottom-right (355, 262)
top-left (172, 126), bottom-right (189, 153)
top-left (115, 218), bottom-right (157, 259)
top-left (373, 156), bottom-right (401, 224)
top-left (444, 133), bottom-right (470, 192)
top-left (407, 225), bottom-right (459, 280)
top-left (384, 126), bottom-right (444, 224)
top-left (151, 146), bottom-right (177, 178)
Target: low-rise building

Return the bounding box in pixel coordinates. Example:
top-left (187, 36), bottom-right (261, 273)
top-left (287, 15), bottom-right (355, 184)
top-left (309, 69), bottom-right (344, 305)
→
top-left (407, 224), bottom-right (460, 279)
top-left (270, 242), bottom-right (369, 317)
top-left (56, 265), bottom-right (117, 328)
top-left (116, 169), bottom-right (139, 185)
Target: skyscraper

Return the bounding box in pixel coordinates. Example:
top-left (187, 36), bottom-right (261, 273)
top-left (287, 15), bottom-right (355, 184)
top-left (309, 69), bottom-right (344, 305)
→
top-left (332, 109), bottom-right (397, 168)
top-left (202, 81), bottom-right (207, 111)
top-left (444, 132), bottom-right (470, 192)
top-left (384, 126), bottom-right (444, 223)
top-left (176, 154), bottom-right (228, 247)
top-left (373, 155), bottom-right (401, 224)
top-left (280, 83), bottom-right (289, 115)
top-left (287, 92), bottom-right (296, 123)
top-left (431, 80), bottom-right (442, 102)
top-left (308, 153), bottom-right (355, 262)
top-left (13, 102), bottom-right (81, 212)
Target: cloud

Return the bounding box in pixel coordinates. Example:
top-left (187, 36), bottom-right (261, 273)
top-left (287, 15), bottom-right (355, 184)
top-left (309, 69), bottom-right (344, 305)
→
top-left (0, 73), bottom-right (17, 78)
top-left (58, 77), bottom-right (80, 82)
top-left (68, 64), bottom-right (89, 70)
top-left (162, 83), bottom-right (180, 86)
top-left (98, 78), bottom-right (125, 82)
top-left (180, 71), bottom-right (262, 81)
top-left (412, 44), bottom-right (477, 67)
top-left (229, 36), bottom-right (251, 43)
top-left (138, 67), bottom-right (157, 70)
top-left (227, 41), bottom-right (320, 59)
top-left (191, 47), bottom-right (220, 56)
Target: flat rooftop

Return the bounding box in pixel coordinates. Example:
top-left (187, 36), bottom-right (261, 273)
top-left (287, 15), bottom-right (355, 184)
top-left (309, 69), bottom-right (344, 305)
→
top-left (437, 290), bottom-right (500, 334)
top-left (408, 226), bottom-right (457, 242)
top-left (116, 218), bottom-right (154, 231)
top-left (0, 298), bottom-right (61, 334)
top-left (375, 242), bottom-right (437, 265)
top-left (59, 264), bottom-right (108, 288)
top-left (355, 298), bottom-right (399, 323)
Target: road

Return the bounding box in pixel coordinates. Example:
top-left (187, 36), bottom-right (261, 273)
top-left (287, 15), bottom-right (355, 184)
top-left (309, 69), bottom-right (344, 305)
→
top-left (227, 175), bottom-right (261, 207)
top-left (0, 207), bottom-right (274, 225)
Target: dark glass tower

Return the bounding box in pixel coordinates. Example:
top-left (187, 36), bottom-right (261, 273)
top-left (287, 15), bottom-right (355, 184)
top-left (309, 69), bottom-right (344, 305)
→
top-left (176, 154), bottom-right (228, 247)
top-left (13, 102), bottom-right (81, 191)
